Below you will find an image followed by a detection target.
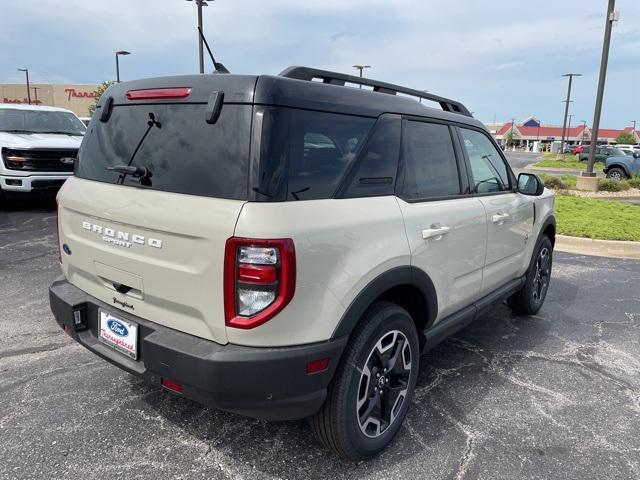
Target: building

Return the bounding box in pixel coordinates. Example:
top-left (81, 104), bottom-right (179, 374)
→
top-left (1, 83), bottom-right (100, 117)
top-left (491, 117), bottom-right (640, 150)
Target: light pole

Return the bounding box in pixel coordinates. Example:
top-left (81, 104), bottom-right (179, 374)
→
top-left (581, 120), bottom-right (588, 144)
top-left (32, 87), bottom-right (39, 104)
top-left (559, 73), bottom-right (581, 158)
top-left (17, 68), bottom-right (31, 105)
top-left (186, 0), bottom-right (210, 74)
top-left (585, 0), bottom-right (618, 178)
top-left (632, 120), bottom-right (637, 138)
top-left (115, 51), bottom-right (130, 83)
top-left (567, 114), bottom-right (574, 149)
top-left (352, 65), bottom-right (371, 88)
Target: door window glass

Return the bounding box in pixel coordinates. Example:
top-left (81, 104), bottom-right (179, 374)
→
top-left (461, 128), bottom-right (510, 193)
top-left (400, 121), bottom-right (461, 199)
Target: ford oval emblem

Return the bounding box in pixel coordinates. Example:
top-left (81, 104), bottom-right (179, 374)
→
top-left (107, 319), bottom-right (129, 337)
top-left (60, 157), bottom-right (76, 165)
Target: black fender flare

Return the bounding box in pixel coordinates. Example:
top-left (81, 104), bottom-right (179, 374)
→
top-left (605, 163), bottom-right (631, 178)
top-left (539, 214), bottom-right (556, 245)
top-left (331, 266), bottom-right (438, 339)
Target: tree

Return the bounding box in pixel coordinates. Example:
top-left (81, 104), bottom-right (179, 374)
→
top-left (505, 131), bottom-right (515, 147)
top-left (87, 81), bottom-right (114, 117)
top-left (615, 132), bottom-right (636, 145)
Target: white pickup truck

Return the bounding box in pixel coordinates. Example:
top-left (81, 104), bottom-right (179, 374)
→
top-left (0, 103), bottom-right (85, 203)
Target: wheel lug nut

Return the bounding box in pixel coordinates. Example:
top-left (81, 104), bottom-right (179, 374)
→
top-left (376, 373), bottom-right (380, 378)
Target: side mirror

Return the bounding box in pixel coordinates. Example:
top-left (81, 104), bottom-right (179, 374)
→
top-left (518, 173), bottom-right (544, 196)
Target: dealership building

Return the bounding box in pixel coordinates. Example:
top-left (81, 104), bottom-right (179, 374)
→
top-left (1, 83), bottom-right (100, 117)
top-left (488, 117), bottom-right (640, 150)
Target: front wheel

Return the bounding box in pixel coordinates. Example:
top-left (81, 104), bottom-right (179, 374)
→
top-left (508, 236), bottom-right (553, 315)
top-left (310, 301), bottom-right (419, 461)
top-left (606, 167), bottom-right (626, 181)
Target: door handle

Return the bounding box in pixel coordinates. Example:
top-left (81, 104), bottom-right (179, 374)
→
top-left (492, 212), bottom-right (510, 224)
top-left (422, 225), bottom-right (451, 240)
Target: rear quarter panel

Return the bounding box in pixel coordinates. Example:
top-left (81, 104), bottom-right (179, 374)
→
top-left (230, 197), bottom-right (410, 347)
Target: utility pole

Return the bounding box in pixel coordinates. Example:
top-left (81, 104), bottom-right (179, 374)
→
top-left (32, 87), bottom-right (39, 104)
top-left (352, 65), bottom-right (371, 88)
top-left (567, 114), bottom-right (574, 149)
top-left (581, 120), bottom-right (588, 144)
top-left (559, 73), bottom-right (581, 158)
top-left (585, 0), bottom-right (618, 177)
top-left (632, 120), bottom-right (637, 140)
top-left (17, 68), bottom-right (31, 105)
top-left (115, 51), bottom-right (130, 83)
top-left (186, 0), bottom-right (210, 74)
top-left (510, 118), bottom-right (516, 149)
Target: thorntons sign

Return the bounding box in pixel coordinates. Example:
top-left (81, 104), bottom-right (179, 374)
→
top-left (64, 88), bottom-right (98, 102)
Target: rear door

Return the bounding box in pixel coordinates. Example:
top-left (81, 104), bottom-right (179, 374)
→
top-left (396, 119), bottom-right (487, 321)
top-left (457, 127), bottom-right (533, 294)
top-left (58, 95), bottom-right (253, 344)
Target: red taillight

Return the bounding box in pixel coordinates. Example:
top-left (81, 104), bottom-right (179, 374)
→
top-left (161, 378), bottom-right (183, 394)
top-left (126, 87), bottom-right (192, 100)
top-left (56, 202), bottom-right (62, 264)
top-left (224, 237), bottom-right (296, 330)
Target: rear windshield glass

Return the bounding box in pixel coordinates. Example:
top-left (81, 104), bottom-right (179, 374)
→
top-left (254, 108), bottom-right (375, 201)
top-left (76, 104), bottom-right (251, 199)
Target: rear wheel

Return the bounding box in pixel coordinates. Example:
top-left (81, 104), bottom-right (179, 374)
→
top-left (508, 236), bottom-right (553, 315)
top-left (310, 301), bottom-right (419, 461)
top-left (606, 167), bottom-right (626, 181)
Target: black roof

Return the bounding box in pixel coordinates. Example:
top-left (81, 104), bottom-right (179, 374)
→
top-left (99, 67), bottom-right (484, 129)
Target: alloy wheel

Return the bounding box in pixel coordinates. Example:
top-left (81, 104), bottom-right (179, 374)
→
top-left (356, 330), bottom-right (412, 438)
top-left (532, 246), bottom-right (551, 304)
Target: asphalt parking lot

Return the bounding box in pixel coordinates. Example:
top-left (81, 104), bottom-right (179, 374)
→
top-left (1, 198), bottom-right (640, 480)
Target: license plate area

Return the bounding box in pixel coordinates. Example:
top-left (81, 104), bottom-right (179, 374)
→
top-left (98, 309), bottom-right (138, 360)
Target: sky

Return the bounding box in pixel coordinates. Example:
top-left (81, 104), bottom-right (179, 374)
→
top-left (1, 0), bottom-right (638, 128)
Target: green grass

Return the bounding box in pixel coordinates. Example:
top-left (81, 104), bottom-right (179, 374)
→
top-left (533, 156), bottom-right (605, 171)
top-left (555, 195), bottom-right (640, 241)
top-left (539, 173), bottom-right (577, 190)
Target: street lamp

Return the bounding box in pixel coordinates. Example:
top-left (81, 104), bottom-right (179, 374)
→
top-left (115, 51), bottom-right (130, 83)
top-left (352, 65), bottom-right (371, 88)
top-left (186, 0), bottom-right (210, 74)
top-left (559, 73), bottom-right (581, 158)
top-left (585, 0), bottom-right (618, 180)
top-left (17, 68), bottom-right (31, 105)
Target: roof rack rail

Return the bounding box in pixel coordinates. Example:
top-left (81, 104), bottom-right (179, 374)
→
top-left (279, 66), bottom-right (472, 117)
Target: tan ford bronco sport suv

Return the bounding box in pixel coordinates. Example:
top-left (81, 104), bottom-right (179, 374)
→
top-left (50, 67), bottom-right (555, 460)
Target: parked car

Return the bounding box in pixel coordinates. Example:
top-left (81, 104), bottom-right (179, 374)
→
top-left (604, 151), bottom-right (640, 180)
top-left (49, 67), bottom-right (555, 460)
top-left (79, 116), bottom-right (92, 127)
top-left (573, 145), bottom-right (584, 154)
top-left (0, 104), bottom-right (85, 204)
top-left (578, 146), bottom-right (627, 162)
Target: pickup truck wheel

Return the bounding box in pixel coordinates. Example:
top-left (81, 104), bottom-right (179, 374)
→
top-left (508, 236), bottom-right (553, 315)
top-left (309, 301), bottom-right (419, 461)
top-left (606, 167), bottom-right (626, 181)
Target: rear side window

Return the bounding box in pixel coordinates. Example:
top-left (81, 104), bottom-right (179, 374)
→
top-left (77, 104), bottom-right (251, 199)
top-left (460, 128), bottom-right (510, 193)
top-left (253, 108), bottom-right (375, 201)
top-left (399, 121), bottom-right (461, 200)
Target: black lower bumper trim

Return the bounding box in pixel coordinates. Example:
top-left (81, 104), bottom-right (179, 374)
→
top-left (49, 277), bottom-right (347, 421)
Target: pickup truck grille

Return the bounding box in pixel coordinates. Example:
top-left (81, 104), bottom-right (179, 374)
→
top-left (1, 148), bottom-right (77, 172)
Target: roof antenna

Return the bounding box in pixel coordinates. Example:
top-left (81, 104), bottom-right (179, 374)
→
top-left (198, 26), bottom-right (229, 74)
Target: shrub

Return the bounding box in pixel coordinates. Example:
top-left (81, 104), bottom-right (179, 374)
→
top-left (627, 176), bottom-right (640, 189)
top-left (543, 176), bottom-right (568, 190)
top-left (599, 179), bottom-right (630, 192)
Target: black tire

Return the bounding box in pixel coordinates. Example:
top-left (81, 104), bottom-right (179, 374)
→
top-left (606, 167), bottom-right (627, 181)
top-left (508, 235), bottom-right (553, 315)
top-left (310, 301), bottom-right (419, 461)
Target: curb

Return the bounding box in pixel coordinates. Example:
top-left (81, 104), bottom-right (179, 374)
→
top-left (555, 234), bottom-right (640, 260)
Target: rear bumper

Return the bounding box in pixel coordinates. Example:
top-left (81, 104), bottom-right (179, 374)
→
top-left (49, 277), bottom-right (347, 421)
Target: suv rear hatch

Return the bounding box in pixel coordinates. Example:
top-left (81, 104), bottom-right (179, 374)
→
top-left (57, 75), bottom-right (257, 344)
